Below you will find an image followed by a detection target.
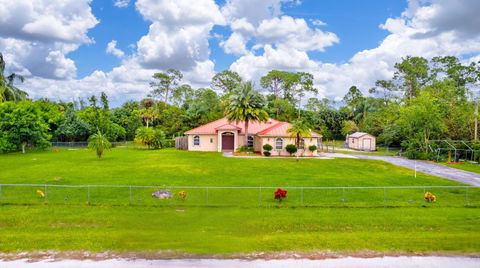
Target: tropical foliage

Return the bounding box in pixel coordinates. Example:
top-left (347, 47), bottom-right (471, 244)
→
top-left (0, 52), bottom-right (479, 159)
top-left (88, 131), bottom-right (111, 158)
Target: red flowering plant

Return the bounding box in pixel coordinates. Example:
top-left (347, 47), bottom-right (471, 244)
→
top-left (274, 188), bottom-right (287, 201)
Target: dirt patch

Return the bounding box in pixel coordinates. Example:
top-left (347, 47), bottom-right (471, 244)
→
top-left (0, 250), bottom-right (479, 262)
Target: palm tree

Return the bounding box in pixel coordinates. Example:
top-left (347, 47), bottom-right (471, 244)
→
top-left (287, 119), bottom-right (312, 149)
top-left (88, 131), bottom-right (112, 158)
top-left (226, 81), bottom-right (268, 145)
top-left (0, 53), bottom-right (28, 102)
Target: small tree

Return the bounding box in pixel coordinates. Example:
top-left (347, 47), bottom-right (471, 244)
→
top-left (286, 144), bottom-right (297, 156)
top-left (88, 131), bottom-right (111, 158)
top-left (308, 145), bottom-right (317, 156)
top-left (263, 143), bottom-right (273, 156)
top-left (135, 127), bottom-right (166, 149)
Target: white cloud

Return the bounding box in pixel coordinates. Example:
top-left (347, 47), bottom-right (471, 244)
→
top-left (114, 0), bottom-right (130, 8)
top-left (256, 16), bottom-right (338, 52)
top-left (135, 0), bottom-right (224, 70)
top-left (0, 0), bottom-right (98, 79)
top-left (3, 0), bottom-right (480, 105)
top-left (228, 0), bottom-right (480, 100)
top-left (311, 19), bottom-right (326, 26)
top-left (106, 40), bottom-right (125, 58)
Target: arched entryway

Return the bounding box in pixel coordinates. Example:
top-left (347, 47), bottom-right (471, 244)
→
top-left (221, 132), bottom-right (235, 151)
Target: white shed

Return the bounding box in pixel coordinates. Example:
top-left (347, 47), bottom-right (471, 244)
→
top-left (346, 132), bottom-right (376, 151)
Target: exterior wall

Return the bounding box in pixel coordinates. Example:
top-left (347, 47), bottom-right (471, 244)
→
top-left (187, 134), bottom-right (218, 151)
top-left (347, 135), bottom-right (376, 151)
top-left (260, 137), bottom-right (320, 156)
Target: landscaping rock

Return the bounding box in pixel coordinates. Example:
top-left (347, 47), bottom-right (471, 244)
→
top-left (151, 190), bottom-right (172, 199)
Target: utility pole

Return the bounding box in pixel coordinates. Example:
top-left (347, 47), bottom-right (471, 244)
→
top-left (475, 99), bottom-right (478, 142)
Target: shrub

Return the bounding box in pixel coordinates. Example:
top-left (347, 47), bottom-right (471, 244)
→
top-left (424, 192), bottom-right (437, 203)
top-left (178, 191), bottom-right (187, 201)
top-left (308, 145), bottom-right (317, 152)
top-left (237, 145), bottom-right (253, 153)
top-left (88, 131), bottom-right (112, 158)
top-left (263, 143), bottom-right (273, 151)
top-left (135, 127), bottom-right (165, 149)
top-left (263, 151), bottom-right (271, 156)
top-left (274, 188), bottom-right (287, 201)
top-left (285, 144), bottom-right (297, 156)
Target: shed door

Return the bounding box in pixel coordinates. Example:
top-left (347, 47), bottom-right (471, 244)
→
top-left (363, 138), bottom-right (371, 150)
top-left (221, 132), bottom-right (234, 151)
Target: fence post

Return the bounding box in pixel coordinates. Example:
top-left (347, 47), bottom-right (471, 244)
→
top-left (301, 187), bottom-right (304, 206)
top-left (0, 185), bottom-right (2, 203)
top-left (383, 187), bottom-right (386, 208)
top-left (87, 185), bottom-right (90, 206)
top-left (129, 186), bottom-right (132, 205)
top-left (466, 187), bottom-right (469, 207)
top-left (423, 187), bottom-right (426, 205)
top-left (342, 187), bottom-right (345, 208)
top-left (206, 187), bottom-right (209, 206)
top-left (258, 187), bottom-right (262, 206)
top-left (44, 185), bottom-right (48, 203)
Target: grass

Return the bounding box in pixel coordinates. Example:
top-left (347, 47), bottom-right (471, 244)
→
top-left (0, 147), bottom-right (478, 255)
top-left (443, 162), bottom-right (480, 174)
top-left (0, 205), bottom-right (479, 254)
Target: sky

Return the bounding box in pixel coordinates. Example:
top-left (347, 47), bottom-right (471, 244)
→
top-left (0, 0), bottom-right (479, 106)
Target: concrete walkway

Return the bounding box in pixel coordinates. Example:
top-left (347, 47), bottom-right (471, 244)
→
top-left (349, 154), bottom-right (480, 186)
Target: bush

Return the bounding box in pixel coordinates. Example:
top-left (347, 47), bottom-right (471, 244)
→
top-left (135, 127), bottom-right (166, 149)
top-left (274, 188), bottom-right (287, 201)
top-left (308, 145), bottom-right (317, 152)
top-left (263, 151), bottom-right (271, 156)
top-left (424, 192), bottom-right (437, 203)
top-left (237, 145), bottom-right (253, 153)
top-left (263, 143), bottom-right (273, 151)
top-left (285, 144), bottom-right (297, 155)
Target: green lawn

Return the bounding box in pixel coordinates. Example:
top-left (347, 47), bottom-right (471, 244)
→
top-left (0, 206), bottom-right (479, 254)
top-left (444, 163), bottom-right (480, 174)
top-left (0, 147), bottom-right (478, 255)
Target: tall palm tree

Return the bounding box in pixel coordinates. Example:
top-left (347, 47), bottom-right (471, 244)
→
top-left (287, 119), bottom-right (312, 149)
top-left (88, 131), bottom-right (112, 158)
top-left (226, 81), bottom-right (268, 145)
top-left (0, 53), bottom-right (28, 102)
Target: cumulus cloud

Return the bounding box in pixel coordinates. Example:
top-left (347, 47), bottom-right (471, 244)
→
top-left (228, 0), bottom-right (480, 100)
top-left (135, 0), bottom-right (224, 71)
top-left (106, 40), bottom-right (125, 58)
top-left (0, 0), bottom-right (98, 79)
top-left (2, 0), bottom-right (480, 104)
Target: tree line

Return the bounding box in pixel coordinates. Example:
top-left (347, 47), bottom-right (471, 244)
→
top-left (1, 52), bottom-right (479, 158)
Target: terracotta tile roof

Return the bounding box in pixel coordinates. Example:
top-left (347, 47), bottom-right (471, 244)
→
top-left (185, 117), bottom-right (321, 138)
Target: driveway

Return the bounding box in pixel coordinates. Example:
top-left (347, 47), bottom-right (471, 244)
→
top-left (349, 154), bottom-right (480, 186)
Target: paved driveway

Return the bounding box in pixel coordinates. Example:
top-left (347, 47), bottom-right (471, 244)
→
top-left (350, 154), bottom-right (480, 186)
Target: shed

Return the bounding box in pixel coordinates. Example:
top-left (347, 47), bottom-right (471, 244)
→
top-left (346, 132), bottom-right (376, 151)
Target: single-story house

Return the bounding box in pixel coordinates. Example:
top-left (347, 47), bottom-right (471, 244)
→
top-left (184, 117), bottom-right (322, 155)
top-left (346, 132), bottom-right (376, 151)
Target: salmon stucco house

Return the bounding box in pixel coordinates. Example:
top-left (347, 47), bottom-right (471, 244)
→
top-left (184, 117), bottom-right (322, 155)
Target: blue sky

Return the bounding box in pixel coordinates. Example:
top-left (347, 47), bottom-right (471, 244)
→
top-left (0, 0), bottom-right (478, 104)
top-left (70, 0), bottom-right (407, 78)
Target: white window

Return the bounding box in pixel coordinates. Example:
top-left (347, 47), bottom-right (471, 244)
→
top-left (247, 136), bottom-right (254, 148)
top-left (193, 136), bottom-right (200, 146)
top-left (275, 138), bottom-right (283, 150)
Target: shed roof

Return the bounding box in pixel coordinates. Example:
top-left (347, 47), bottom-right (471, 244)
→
top-left (349, 132), bottom-right (374, 138)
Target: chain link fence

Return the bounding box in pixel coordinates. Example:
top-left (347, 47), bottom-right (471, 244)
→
top-left (0, 184), bottom-right (478, 208)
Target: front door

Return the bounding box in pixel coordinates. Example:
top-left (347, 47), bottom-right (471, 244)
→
top-left (362, 138), bottom-right (371, 150)
top-left (221, 132), bottom-right (235, 151)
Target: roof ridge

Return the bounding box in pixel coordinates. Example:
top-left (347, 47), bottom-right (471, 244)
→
top-left (257, 121), bottom-right (285, 135)
top-left (184, 117), bottom-right (226, 134)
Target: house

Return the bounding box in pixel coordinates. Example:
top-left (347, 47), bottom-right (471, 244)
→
top-left (346, 132), bottom-right (376, 151)
top-left (183, 117), bottom-right (322, 155)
